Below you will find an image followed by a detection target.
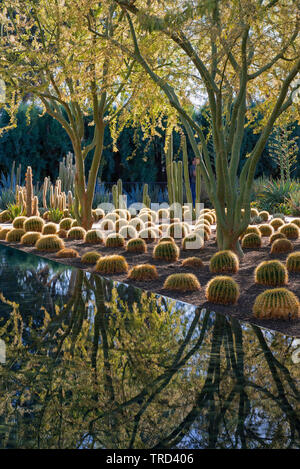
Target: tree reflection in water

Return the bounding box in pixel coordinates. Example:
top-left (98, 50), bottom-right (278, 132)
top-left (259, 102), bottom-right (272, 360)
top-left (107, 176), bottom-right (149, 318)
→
top-left (0, 245), bottom-right (299, 449)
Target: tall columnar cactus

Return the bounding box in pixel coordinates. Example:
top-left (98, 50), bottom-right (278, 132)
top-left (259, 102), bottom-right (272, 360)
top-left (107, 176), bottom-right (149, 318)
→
top-left (166, 133), bottom-right (195, 208)
top-left (25, 166), bottom-right (33, 217)
top-left (59, 151), bottom-right (76, 193)
top-left (42, 176), bottom-right (49, 209)
top-left (142, 183), bottom-right (151, 208)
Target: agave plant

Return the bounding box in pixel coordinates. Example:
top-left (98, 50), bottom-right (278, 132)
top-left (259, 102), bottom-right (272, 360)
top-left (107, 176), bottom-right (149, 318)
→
top-left (257, 180), bottom-right (297, 213)
top-left (287, 190), bottom-right (300, 216)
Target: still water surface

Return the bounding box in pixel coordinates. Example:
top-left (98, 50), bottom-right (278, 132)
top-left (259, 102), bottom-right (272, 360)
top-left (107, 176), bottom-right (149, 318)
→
top-left (0, 243), bottom-right (299, 449)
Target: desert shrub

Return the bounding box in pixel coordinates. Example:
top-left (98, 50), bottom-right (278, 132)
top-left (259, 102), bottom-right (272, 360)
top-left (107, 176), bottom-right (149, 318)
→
top-left (279, 223), bottom-right (300, 239)
top-left (209, 250), bottom-right (239, 273)
top-left (42, 223), bottom-right (57, 235)
top-left (59, 218), bottom-right (73, 231)
top-left (270, 238), bottom-right (293, 254)
top-left (6, 228), bottom-right (25, 242)
top-left (105, 233), bottom-right (125, 248)
top-left (81, 251), bottom-right (102, 264)
top-left (286, 252), bottom-right (300, 273)
top-left (205, 276), bottom-right (239, 305)
top-left (241, 233), bottom-right (262, 249)
top-left (95, 255), bottom-right (128, 274)
top-left (84, 229), bottom-right (104, 244)
top-left (20, 231), bottom-right (41, 245)
top-left (56, 248), bottom-right (79, 258)
top-left (24, 216), bottom-right (45, 233)
top-left (128, 264), bottom-right (158, 281)
top-left (182, 233), bottom-right (204, 250)
top-left (163, 273), bottom-right (201, 292)
top-left (270, 218), bottom-right (285, 231)
top-left (12, 216), bottom-right (27, 229)
top-left (35, 235), bottom-right (65, 252)
top-left (153, 241), bottom-right (180, 262)
top-left (253, 288), bottom-right (300, 320)
top-left (258, 224), bottom-right (274, 237)
top-left (126, 238), bottom-right (147, 253)
top-left (255, 260), bottom-right (288, 286)
top-left (181, 257), bottom-right (204, 269)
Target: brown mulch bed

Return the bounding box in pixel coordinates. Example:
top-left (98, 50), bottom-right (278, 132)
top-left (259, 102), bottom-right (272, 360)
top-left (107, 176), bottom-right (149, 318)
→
top-left (1, 231), bottom-right (300, 338)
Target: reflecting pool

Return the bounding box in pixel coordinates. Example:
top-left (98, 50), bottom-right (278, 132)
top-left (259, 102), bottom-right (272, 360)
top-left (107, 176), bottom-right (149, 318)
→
top-left (0, 243), bottom-right (300, 449)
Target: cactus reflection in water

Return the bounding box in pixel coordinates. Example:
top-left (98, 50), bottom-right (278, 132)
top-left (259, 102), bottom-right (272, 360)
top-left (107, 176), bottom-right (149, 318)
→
top-left (0, 244), bottom-right (300, 449)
